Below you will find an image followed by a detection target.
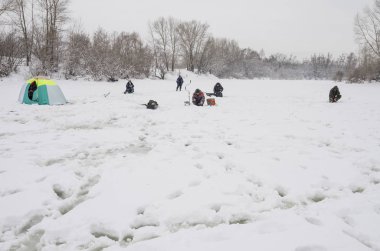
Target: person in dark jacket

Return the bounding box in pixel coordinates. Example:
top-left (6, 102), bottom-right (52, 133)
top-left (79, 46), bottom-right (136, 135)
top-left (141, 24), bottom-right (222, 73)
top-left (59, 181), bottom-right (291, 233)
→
top-left (213, 82), bottom-right (224, 97)
top-left (329, 86), bottom-right (341, 103)
top-left (206, 82), bottom-right (224, 97)
top-left (192, 89), bottom-right (205, 106)
top-left (124, 80), bottom-right (134, 94)
top-left (176, 75), bottom-right (184, 91)
top-left (28, 81), bottom-right (37, 100)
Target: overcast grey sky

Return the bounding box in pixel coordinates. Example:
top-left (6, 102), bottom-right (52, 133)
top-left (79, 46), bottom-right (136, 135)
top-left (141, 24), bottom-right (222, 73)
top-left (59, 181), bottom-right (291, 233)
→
top-left (70, 0), bottom-right (372, 60)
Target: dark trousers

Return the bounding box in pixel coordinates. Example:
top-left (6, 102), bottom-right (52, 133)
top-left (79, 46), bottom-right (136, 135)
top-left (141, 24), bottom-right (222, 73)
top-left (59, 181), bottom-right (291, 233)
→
top-left (124, 88), bottom-right (134, 94)
top-left (176, 84), bottom-right (182, 91)
top-left (329, 94), bottom-right (341, 103)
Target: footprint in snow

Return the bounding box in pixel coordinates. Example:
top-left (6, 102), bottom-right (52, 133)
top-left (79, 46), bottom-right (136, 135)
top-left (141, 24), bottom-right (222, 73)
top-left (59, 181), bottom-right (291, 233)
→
top-left (17, 213), bottom-right (46, 234)
top-left (0, 189), bottom-right (22, 197)
top-left (188, 180), bottom-right (202, 187)
top-left (224, 163), bottom-right (235, 172)
top-left (130, 215), bottom-right (160, 230)
top-left (371, 178), bottom-right (380, 185)
top-left (90, 224), bottom-right (119, 242)
top-left (305, 217), bottom-right (323, 226)
top-left (294, 245), bottom-right (327, 251)
top-left (194, 163), bottom-right (203, 169)
top-left (226, 141), bottom-right (233, 146)
top-left (167, 190), bottom-right (183, 200)
top-left (52, 184), bottom-right (73, 200)
top-left (275, 186), bottom-right (288, 198)
top-left (58, 175), bottom-right (100, 215)
top-left (350, 186), bottom-right (365, 194)
top-left (217, 153), bottom-right (225, 160)
top-left (308, 192), bottom-right (327, 203)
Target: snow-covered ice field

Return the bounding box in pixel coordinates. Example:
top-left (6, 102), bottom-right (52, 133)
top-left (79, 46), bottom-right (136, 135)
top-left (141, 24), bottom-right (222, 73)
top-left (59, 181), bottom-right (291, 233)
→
top-left (1, 74), bottom-right (380, 251)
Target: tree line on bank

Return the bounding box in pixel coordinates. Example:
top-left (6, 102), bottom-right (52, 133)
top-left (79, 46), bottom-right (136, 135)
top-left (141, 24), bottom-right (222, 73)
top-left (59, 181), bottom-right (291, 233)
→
top-left (0, 0), bottom-right (379, 82)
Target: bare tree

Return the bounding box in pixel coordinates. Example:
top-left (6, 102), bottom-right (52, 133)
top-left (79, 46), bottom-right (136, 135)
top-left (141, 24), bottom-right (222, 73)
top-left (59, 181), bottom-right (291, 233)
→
top-left (85, 30), bottom-right (152, 81)
top-left (64, 26), bottom-right (90, 78)
top-left (150, 17), bottom-right (170, 71)
top-left (10, 0), bottom-right (34, 66)
top-left (177, 20), bottom-right (209, 72)
top-left (87, 28), bottom-right (110, 80)
top-left (309, 53), bottom-right (333, 79)
top-left (196, 37), bottom-right (216, 74)
top-left (149, 17), bottom-right (180, 75)
top-left (355, 0), bottom-right (380, 58)
top-left (0, 30), bottom-right (23, 76)
top-left (345, 53), bottom-right (358, 78)
top-left (168, 17), bottom-right (179, 71)
top-left (113, 31), bottom-right (152, 78)
top-left (205, 38), bottom-right (242, 77)
top-left (148, 26), bottom-right (161, 79)
top-left (35, 0), bottom-right (69, 72)
top-left (0, 0), bottom-right (12, 17)
top-left (148, 19), bottom-right (168, 79)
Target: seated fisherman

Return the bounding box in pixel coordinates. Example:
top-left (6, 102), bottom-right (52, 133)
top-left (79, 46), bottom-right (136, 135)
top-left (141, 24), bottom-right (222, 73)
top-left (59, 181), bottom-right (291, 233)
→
top-left (192, 89), bottom-right (205, 106)
top-left (206, 82), bottom-right (224, 97)
top-left (124, 80), bottom-right (134, 94)
top-left (329, 86), bottom-right (341, 103)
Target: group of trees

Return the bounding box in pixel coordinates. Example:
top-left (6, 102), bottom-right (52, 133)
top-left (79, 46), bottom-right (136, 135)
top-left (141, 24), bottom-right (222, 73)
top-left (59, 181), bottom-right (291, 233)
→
top-left (0, 0), bottom-right (379, 82)
top-left (0, 0), bottom-right (69, 76)
top-left (352, 0), bottom-right (380, 82)
top-left (147, 17), bottom-right (357, 81)
top-left (64, 29), bottom-right (152, 80)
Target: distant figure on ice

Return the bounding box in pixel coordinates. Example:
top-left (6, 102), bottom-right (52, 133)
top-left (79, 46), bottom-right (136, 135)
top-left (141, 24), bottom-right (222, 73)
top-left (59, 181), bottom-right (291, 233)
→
top-left (329, 86), bottom-right (341, 103)
top-left (192, 89), bottom-right (205, 106)
top-left (124, 80), bottom-right (134, 94)
top-left (207, 82), bottom-right (224, 97)
top-left (176, 75), bottom-right (184, 91)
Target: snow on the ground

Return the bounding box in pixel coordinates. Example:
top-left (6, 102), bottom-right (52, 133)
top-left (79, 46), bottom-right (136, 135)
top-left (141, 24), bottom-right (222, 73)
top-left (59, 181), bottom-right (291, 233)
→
top-left (0, 74), bottom-right (380, 251)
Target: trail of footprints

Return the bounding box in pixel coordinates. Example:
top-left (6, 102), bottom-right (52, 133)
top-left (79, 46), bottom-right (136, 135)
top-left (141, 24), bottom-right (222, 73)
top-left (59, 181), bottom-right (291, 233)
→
top-left (3, 173), bottom-right (101, 251)
top-left (3, 130), bottom-right (379, 250)
top-left (5, 167), bottom-right (380, 250)
top-left (57, 174), bottom-right (100, 215)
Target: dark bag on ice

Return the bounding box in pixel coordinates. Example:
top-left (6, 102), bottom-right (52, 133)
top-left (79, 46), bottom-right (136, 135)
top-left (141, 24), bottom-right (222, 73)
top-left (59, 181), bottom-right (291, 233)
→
top-left (146, 100), bottom-right (158, 110)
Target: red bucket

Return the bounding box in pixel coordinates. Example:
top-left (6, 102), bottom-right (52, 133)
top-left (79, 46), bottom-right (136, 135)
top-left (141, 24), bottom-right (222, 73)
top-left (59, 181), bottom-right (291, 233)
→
top-left (207, 98), bottom-right (216, 106)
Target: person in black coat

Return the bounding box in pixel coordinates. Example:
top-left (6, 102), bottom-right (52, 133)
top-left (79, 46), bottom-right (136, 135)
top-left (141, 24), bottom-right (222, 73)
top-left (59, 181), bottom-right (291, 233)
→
top-left (329, 86), bottom-right (341, 103)
top-left (28, 81), bottom-right (37, 100)
top-left (206, 82), bottom-right (224, 97)
top-left (213, 82), bottom-right (224, 97)
top-left (124, 80), bottom-right (134, 94)
top-left (192, 89), bottom-right (205, 106)
top-left (176, 75), bottom-right (184, 91)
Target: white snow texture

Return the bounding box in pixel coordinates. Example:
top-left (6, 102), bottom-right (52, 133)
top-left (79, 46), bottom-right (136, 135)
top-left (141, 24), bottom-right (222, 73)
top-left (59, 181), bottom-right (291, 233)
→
top-left (1, 72), bottom-right (380, 251)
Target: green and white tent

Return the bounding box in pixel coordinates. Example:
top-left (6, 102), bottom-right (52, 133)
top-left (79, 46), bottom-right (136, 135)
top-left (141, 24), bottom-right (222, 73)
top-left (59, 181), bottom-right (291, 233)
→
top-left (18, 77), bottom-right (67, 105)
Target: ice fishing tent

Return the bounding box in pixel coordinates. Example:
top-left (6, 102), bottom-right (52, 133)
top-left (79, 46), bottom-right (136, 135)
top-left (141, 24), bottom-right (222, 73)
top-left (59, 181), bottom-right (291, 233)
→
top-left (18, 77), bottom-right (67, 105)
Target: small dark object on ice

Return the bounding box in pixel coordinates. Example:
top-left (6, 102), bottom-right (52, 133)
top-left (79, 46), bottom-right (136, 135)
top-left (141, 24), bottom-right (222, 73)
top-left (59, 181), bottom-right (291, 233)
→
top-left (206, 98), bottom-right (216, 106)
top-left (142, 100), bottom-right (159, 110)
top-left (108, 77), bottom-right (118, 82)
